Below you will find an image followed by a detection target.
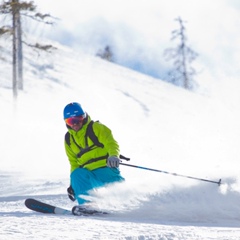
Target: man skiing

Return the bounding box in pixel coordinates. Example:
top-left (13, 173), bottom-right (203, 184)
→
top-left (63, 102), bottom-right (124, 214)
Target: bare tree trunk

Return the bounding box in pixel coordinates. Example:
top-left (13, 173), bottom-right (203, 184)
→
top-left (16, 5), bottom-right (23, 90)
top-left (182, 47), bottom-right (189, 89)
top-left (12, 0), bottom-right (18, 98)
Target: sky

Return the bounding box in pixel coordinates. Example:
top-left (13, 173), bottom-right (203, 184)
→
top-left (22, 0), bottom-right (240, 88)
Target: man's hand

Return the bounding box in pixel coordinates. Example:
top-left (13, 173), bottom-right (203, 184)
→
top-left (67, 185), bottom-right (76, 201)
top-left (107, 156), bottom-right (120, 168)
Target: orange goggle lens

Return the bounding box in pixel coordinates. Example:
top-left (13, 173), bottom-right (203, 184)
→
top-left (65, 115), bottom-right (85, 127)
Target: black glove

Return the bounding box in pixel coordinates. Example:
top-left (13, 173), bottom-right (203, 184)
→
top-left (67, 185), bottom-right (76, 202)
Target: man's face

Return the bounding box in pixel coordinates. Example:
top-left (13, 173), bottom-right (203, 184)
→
top-left (65, 115), bottom-right (85, 131)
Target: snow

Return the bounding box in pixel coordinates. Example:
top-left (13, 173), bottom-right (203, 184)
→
top-left (0, 38), bottom-right (240, 239)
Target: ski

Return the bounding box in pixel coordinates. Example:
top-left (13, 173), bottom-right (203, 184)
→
top-left (25, 198), bottom-right (107, 216)
top-left (25, 198), bottom-right (71, 215)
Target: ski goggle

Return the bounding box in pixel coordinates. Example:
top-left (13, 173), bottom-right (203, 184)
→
top-left (65, 114), bottom-right (86, 127)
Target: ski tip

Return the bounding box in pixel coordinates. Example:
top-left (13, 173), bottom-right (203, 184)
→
top-left (24, 198), bottom-right (34, 206)
top-left (25, 198), bottom-right (55, 214)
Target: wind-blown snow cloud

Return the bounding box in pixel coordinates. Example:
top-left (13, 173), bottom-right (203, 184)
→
top-left (17, 0), bottom-right (240, 88)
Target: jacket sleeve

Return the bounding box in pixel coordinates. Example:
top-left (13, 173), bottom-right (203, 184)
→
top-left (93, 122), bottom-right (120, 157)
top-left (64, 141), bottom-right (79, 173)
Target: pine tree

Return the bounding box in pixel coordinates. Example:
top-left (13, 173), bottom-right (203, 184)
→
top-left (0, 0), bottom-right (55, 98)
top-left (96, 45), bottom-right (114, 62)
top-left (164, 17), bottom-right (198, 90)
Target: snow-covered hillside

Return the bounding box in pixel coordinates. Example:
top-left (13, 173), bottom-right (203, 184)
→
top-left (0, 38), bottom-right (240, 239)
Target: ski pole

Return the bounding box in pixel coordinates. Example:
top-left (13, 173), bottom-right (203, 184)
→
top-left (119, 162), bottom-right (221, 186)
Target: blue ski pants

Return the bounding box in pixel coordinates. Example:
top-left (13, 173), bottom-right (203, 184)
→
top-left (70, 167), bottom-right (125, 205)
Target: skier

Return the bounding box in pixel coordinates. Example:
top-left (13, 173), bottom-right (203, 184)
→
top-left (63, 102), bottom-right (124, 213)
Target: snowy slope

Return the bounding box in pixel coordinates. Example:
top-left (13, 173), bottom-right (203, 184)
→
top-left (0, 38), bottom-right (240, 239)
